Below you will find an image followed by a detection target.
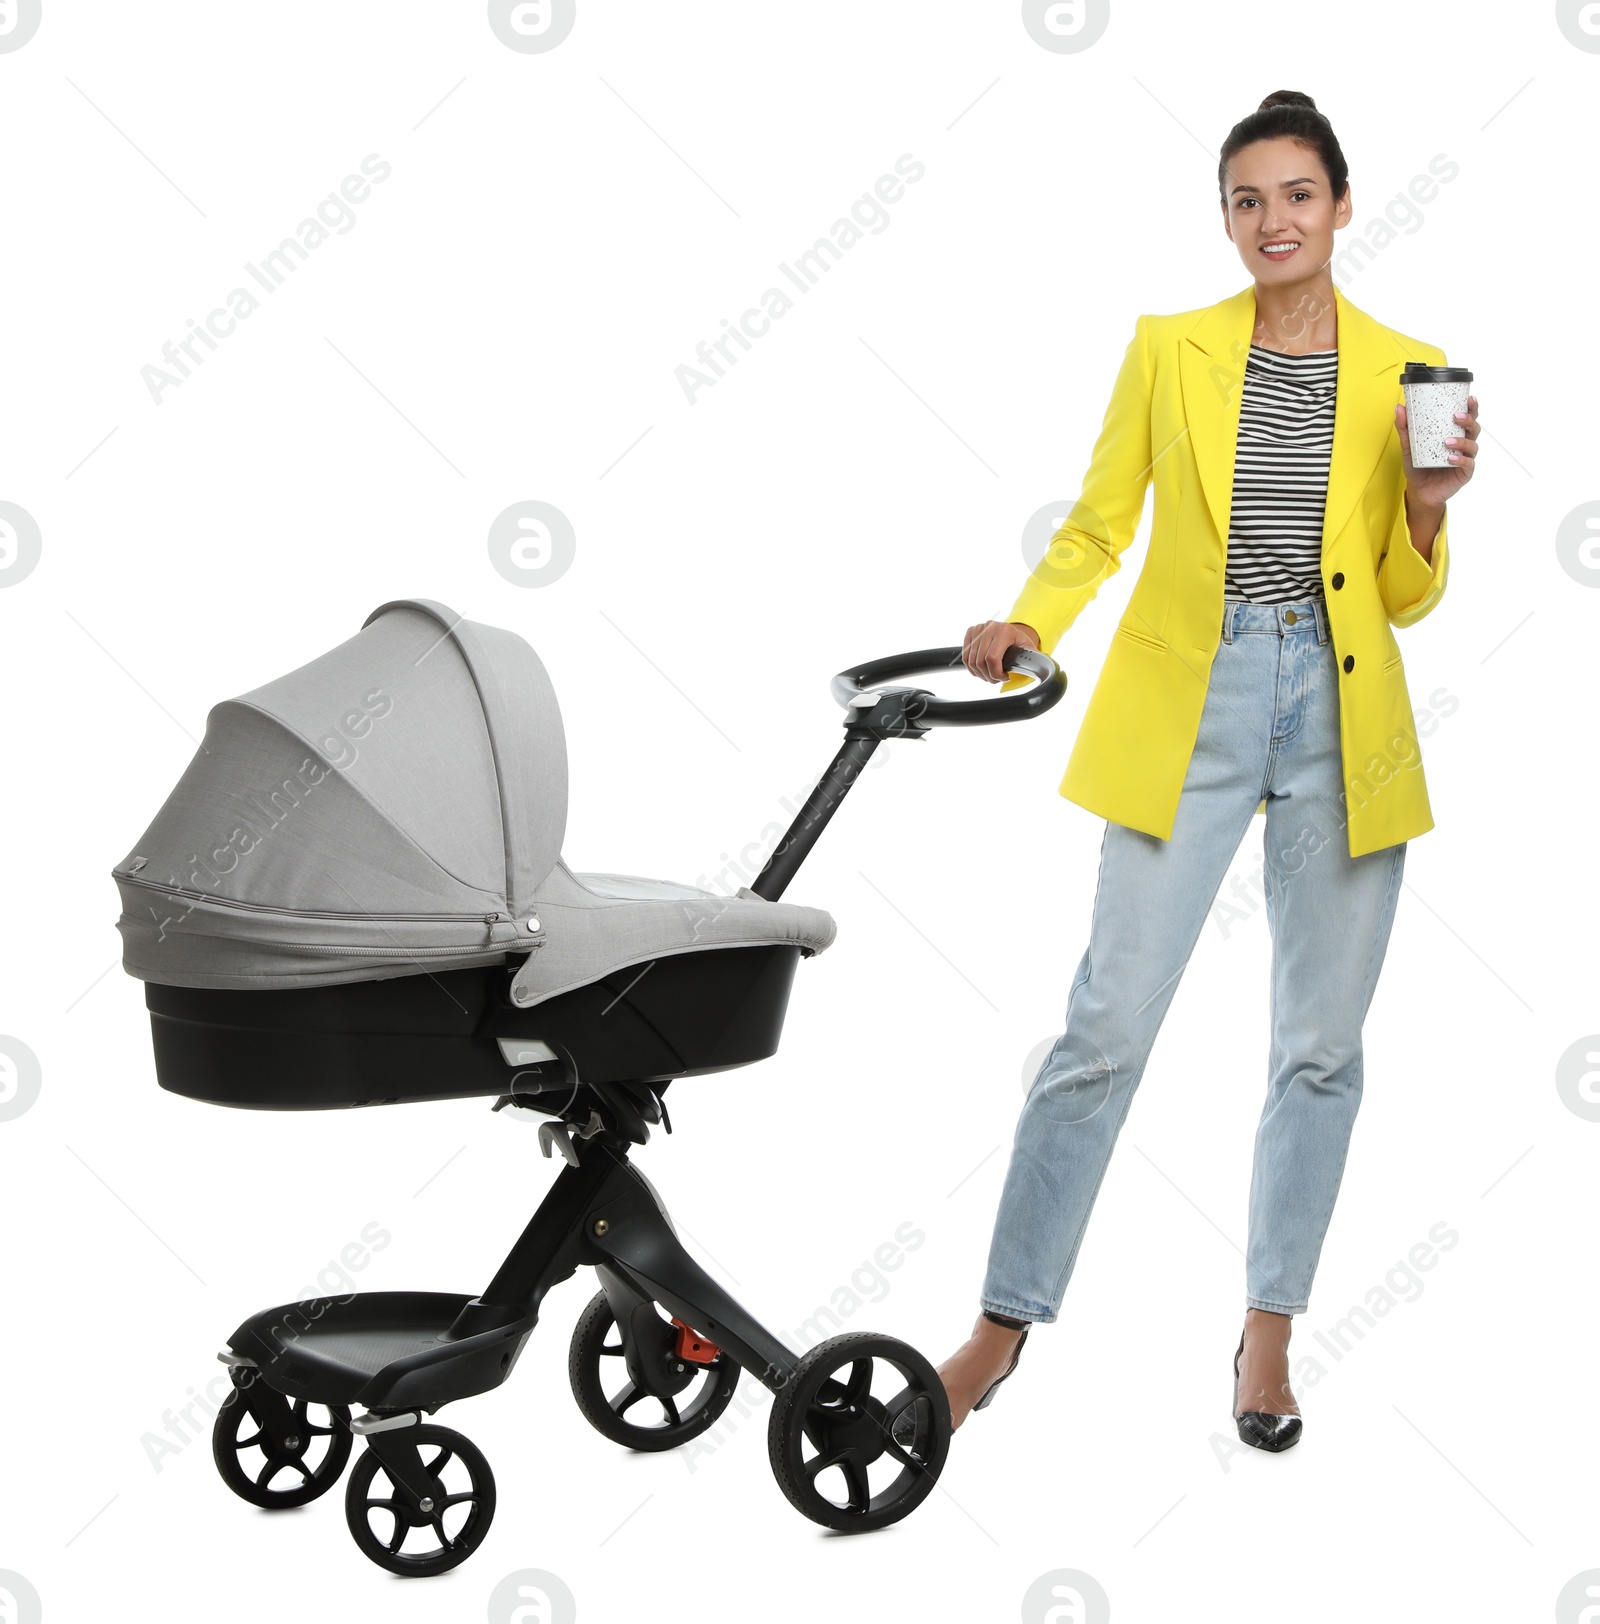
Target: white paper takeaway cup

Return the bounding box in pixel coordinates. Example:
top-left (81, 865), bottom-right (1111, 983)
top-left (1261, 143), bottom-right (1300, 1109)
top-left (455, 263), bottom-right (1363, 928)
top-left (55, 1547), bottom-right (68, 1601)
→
top-left (1401, 362), bottom-right (1472, 468)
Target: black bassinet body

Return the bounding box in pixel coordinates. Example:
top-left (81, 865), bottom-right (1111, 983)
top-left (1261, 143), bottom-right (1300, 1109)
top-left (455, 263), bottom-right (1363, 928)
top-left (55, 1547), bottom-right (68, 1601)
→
top-left (115, 600), bottom-right (836, 1110)
top-left (143, 942), bottom-right (804, 1110)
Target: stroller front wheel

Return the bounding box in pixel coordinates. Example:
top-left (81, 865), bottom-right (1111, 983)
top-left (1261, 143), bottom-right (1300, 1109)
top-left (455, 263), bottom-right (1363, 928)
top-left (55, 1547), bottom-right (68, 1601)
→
top-left (344, 1423), bottom-right (496, 1577)
top-left (767, 1332), bottom-right (950, 1532)
top-left (211, 1374), bottom-right (353, 1509)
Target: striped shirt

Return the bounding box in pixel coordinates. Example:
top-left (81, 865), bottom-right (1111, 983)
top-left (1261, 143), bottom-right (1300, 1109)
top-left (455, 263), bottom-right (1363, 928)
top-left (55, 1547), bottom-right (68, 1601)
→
top-left (1223, 344), bottom-right (1338, 604)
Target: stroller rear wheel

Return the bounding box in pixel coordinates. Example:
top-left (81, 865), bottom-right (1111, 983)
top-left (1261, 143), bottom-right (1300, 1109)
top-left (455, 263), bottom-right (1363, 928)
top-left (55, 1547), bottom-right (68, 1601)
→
top-left (344, 1423), bottom-right (496, 1577)
top-left (569, 1289), bottom-right (741, 1451)
top-left (212, 1374), bottom-right (352, 1509)
top-left (767, 1332), bottom-right (950, 1532)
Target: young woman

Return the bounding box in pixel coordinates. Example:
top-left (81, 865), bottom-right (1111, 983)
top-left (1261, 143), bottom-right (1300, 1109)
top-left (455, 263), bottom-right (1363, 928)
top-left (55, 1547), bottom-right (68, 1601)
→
top-left (934, 90), bottom-right (1480, 1450)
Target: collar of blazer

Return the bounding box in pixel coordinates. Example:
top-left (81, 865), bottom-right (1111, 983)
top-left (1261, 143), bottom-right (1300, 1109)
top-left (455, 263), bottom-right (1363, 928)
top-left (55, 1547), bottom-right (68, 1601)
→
top-left (1178, 281), bottom-right (1421, 559)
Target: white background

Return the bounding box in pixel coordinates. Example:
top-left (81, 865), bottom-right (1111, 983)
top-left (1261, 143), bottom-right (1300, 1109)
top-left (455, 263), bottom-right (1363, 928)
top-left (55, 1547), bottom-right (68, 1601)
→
top-left (1, 1), bottom-right (1592, 1620)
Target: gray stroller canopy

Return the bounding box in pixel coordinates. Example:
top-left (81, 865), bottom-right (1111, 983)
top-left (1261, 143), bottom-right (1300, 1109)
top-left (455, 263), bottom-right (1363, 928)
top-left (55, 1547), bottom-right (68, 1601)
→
top-left (114, 599), bottom-right (835, 999)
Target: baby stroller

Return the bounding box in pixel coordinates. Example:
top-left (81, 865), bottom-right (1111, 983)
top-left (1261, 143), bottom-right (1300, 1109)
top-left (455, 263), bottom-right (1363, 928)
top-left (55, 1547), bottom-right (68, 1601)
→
top-left (113, 598), bottom-right (1064, 1576)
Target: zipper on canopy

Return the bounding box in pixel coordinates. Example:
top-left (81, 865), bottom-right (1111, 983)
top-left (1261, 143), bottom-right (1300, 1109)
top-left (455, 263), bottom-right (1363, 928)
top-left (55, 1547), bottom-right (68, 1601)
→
top-left (116, 870), bottom-right (509, 928)
top-left (253, 941), bottom-right (514, 958)
top-left (129, 928), bottom-right (515, 959)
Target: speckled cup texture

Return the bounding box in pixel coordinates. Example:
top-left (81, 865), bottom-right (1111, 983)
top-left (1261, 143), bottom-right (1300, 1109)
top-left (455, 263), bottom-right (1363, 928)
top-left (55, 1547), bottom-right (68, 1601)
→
top-left (1402, 380), bottom-right (1469, 467)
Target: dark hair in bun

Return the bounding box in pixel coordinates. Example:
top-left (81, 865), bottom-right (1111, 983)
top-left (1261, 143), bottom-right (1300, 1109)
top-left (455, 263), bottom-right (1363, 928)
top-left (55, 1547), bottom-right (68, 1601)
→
top-left (1218, 89), bottom-right (1349, 208)
top-left (1259, 90), bottom-right (1318, 112)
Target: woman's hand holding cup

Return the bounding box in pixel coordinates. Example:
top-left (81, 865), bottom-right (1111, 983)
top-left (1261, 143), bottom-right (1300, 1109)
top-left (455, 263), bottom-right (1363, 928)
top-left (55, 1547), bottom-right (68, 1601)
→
top-left (1397, 362), bottom-right (1480, 510)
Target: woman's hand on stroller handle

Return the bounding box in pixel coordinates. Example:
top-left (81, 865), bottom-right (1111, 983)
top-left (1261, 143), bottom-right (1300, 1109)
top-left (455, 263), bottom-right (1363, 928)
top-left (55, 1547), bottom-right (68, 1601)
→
top-left (963, 620), bottom-right (1041, 684)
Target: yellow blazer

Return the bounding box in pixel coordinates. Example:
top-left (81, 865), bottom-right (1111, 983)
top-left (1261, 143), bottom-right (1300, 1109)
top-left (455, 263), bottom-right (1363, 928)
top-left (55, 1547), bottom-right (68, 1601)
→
top-left (1003, 281), bottom-right (1450, 860)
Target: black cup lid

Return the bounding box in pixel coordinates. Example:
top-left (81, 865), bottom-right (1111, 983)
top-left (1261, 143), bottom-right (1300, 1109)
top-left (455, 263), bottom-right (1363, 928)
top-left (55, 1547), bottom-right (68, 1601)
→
top-left (1402, 361), bottom-right (1472, 383)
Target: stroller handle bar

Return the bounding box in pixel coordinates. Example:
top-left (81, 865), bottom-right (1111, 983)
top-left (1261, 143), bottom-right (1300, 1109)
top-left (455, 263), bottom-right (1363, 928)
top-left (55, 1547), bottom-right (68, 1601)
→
top-left (748, 643), bottom-right (1068, 902)
top-left (829, 644), bottom-right (1066, 727)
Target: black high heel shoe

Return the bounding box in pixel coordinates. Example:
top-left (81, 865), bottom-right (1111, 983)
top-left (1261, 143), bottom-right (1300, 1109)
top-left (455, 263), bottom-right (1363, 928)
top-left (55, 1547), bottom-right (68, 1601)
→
top-left (892, 1315), bottom-right (1030, 1448)
top-left (971, 1319), bottom-right (1030, 1412)
top-left (1232, 1333), bottom-right (1303, 1452)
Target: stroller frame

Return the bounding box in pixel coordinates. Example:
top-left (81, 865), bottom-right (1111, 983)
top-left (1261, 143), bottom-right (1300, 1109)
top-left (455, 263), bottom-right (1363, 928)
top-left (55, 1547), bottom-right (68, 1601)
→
top-left (226, 1121), bottom-right (802, 1415)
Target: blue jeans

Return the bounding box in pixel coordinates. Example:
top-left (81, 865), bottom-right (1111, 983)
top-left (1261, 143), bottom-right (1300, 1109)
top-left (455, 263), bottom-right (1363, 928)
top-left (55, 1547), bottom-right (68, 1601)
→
top-left (981, 596), bottom-right (1406, 1321)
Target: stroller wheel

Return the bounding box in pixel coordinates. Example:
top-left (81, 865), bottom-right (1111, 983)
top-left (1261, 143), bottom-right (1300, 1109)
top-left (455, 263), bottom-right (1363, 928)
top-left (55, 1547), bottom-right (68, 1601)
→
top-left (569, 1289), bottom-right (741, 1452)
top-left (767, 1332), bottom-right (950, 1533)
top-left (344, 1424), bottom-right (496, 1577)
top-left (211, 1375), bottom-right (353, 1509)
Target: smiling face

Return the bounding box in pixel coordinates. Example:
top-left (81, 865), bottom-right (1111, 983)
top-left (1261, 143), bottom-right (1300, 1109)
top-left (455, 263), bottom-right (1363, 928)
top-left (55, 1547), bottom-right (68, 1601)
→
top-left (1221, 134), bottom-right (1351, 285)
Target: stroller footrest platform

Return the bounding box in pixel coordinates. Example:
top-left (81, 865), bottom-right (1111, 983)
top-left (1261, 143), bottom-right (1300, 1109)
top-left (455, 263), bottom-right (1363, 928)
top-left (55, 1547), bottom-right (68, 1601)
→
top-left (225, 1290), bottom-right (535, 1411)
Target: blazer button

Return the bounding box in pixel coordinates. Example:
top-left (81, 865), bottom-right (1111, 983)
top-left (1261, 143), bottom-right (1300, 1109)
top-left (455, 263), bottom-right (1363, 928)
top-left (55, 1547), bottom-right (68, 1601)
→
top-left (1343, 654), bottom-right (1355, 673)
top-left (1331, 572), bottom-right (1344, 589)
